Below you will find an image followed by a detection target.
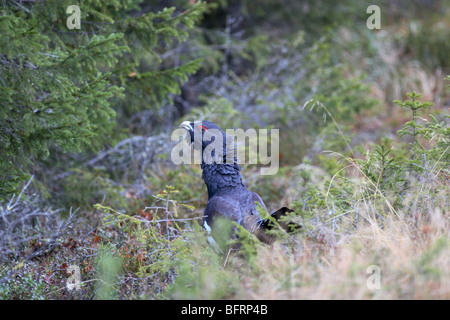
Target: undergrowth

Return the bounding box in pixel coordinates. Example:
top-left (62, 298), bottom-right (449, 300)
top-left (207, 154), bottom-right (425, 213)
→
top-left (0, 88), bottom-right (448, 299)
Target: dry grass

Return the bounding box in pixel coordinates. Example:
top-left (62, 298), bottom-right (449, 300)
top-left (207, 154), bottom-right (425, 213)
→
top-left (231, 207), bottom-right (449, 299)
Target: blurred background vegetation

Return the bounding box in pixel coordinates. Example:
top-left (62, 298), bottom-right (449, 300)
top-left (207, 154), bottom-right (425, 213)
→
top-left (0, 0), bottom-right (448, 299)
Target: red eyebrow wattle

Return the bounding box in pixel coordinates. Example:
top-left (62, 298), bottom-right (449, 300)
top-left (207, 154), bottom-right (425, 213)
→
top-left (198, 125), bottom-right (207, 131)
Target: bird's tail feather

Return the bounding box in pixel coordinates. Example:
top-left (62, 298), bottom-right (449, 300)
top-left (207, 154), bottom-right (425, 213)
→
top-left (253, 207), bottom-right (301, 244)
top-left (259, 207), bottom-right (302, 233)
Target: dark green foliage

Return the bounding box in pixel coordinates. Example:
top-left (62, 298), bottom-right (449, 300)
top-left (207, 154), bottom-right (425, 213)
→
top-left (296, 87), bottom-right (448, 232)
top-left (62, 168), bottom-right (126, 210)
top-left (395, 92), bottom-right (448, 166)
top-left (356, 139), bottom-right (410, 208)
top-left (404, 18), bottom-right (450, 71)
top-left (395, 92), bottom-right (433, 147)
top-left (95, 243), bottom-right (123, 300)
top-left (416, 236), bottom-right (448, 278)
top-left (0, 0), bottom-right (207, 198)
top-left (161, 223), bottom-right (239, 299)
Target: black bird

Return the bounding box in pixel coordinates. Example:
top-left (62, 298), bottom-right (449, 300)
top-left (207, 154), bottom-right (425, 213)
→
top-left (180, 120), bottom-right (300, 248)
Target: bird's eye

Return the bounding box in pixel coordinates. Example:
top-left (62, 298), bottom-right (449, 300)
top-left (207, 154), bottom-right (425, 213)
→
top-left (198, 125), bottom-right (208, 132)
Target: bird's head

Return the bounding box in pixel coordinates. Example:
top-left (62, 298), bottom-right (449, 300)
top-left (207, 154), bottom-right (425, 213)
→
top-left (179, 120), bottom-right (225, 149)
top-left (179, 120), bottom-right (235, 164)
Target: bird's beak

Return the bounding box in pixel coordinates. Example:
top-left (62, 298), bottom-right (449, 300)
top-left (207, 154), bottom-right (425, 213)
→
top-left (180, 121), bottom-right (193, 132)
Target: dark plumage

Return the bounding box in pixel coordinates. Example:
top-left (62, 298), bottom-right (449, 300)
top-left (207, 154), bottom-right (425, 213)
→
top-left (180, 120), bottom-right (300, 247)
